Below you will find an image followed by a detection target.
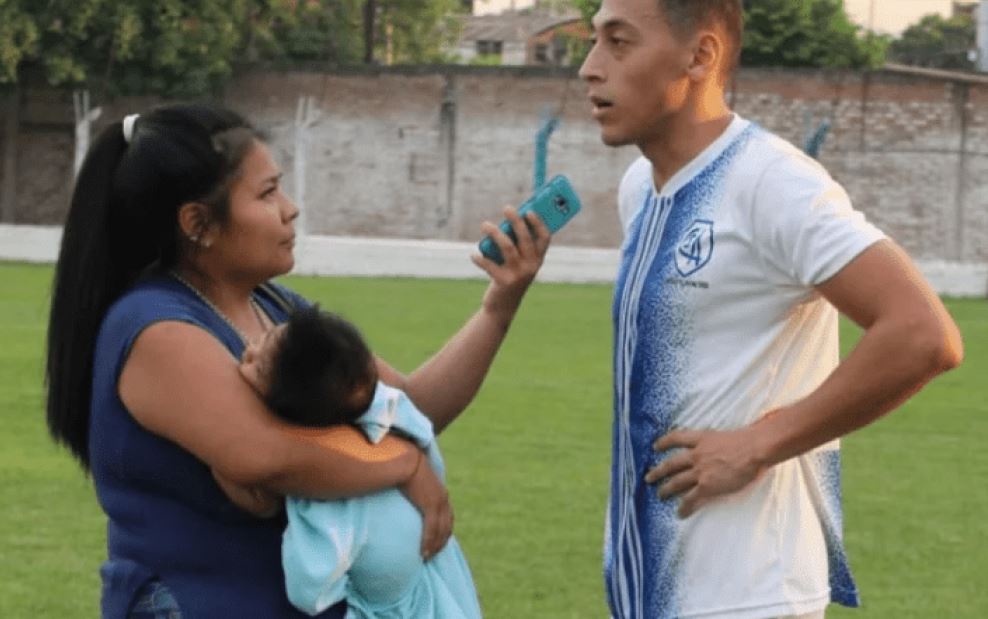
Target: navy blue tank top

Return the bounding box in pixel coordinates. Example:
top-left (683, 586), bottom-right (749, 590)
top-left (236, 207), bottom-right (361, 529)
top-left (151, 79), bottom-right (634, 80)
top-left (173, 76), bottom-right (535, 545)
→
top-left (89, 274), bottom-right (346, 619)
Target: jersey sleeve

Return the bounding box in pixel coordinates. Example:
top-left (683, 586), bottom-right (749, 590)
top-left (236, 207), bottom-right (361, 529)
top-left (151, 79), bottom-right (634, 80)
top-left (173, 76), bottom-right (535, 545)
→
top-left (282, 497), bottom-right (365, 616)
top-left (750, 155), bottom-right (885, 287)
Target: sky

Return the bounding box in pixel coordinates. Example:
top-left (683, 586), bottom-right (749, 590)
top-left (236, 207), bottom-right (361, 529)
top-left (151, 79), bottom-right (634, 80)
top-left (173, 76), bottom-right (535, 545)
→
top-left (843, 0), bottom-right (965, 35)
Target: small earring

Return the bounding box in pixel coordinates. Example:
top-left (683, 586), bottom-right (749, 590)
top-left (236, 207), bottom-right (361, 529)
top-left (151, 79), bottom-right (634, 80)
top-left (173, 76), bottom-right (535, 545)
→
top-left (203, 239), bottom-right (213, 249)
top-left (189, 235), bottom-right (200, 244)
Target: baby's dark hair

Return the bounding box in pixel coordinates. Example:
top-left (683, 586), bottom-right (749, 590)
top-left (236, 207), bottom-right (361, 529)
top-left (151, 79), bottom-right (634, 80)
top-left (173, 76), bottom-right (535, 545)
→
top-left (265, 306), bottom-right (378, 428)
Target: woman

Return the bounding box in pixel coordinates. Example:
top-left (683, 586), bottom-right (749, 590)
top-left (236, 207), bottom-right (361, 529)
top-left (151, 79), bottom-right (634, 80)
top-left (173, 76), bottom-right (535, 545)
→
top-left (45, 103), bottom-right (550, 618)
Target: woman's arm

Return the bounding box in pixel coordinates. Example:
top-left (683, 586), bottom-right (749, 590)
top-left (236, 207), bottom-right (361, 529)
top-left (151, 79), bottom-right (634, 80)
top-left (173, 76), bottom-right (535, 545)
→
top-left (379, 208), bottom-right (551, 433)
top-left (212, 469), bottom-right (282, 518)
top-left (119, 320), bottom-right (452, 556)
top-left (120, 321), bottom-right (416, 495)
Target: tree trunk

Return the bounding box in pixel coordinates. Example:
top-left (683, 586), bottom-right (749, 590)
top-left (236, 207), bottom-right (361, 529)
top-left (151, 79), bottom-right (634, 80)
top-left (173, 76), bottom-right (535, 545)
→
top-left (384, 20), bottom-right (393, 65)
top-left (0, 87), bottom-right (19, 224)
top-left (364, 0), bottom-right (377, 64)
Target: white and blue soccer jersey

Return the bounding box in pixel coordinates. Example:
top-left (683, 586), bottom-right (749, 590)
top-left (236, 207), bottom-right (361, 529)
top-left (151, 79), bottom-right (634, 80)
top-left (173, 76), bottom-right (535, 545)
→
top-left (606, 115), bottom-right (885, 619)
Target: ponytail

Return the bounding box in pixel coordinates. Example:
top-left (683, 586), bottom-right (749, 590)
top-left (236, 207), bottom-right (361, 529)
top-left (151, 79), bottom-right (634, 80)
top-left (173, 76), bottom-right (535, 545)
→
top-left (46, 124), bottom-right (129, 469)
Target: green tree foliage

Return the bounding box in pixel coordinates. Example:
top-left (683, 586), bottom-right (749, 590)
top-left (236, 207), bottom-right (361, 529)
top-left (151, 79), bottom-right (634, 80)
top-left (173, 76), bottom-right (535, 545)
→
top-left (888, 13), bottom-right (976, 71)
top-left (469, 53), bottom-right (504, 67)
top-left (0, 3), bottom-right (36, 84)
top-left (570, 0), bottom-right (887, 69)
top-left (375, 0), bottom-right (464, 64)
top-left (105, 0), bottom-right (253, 97)
top-left (0, 0), bottom-right (256, 95)
top-left (571, 0), bottom-right (599, 28)
top-left (254, 0), bottom-right (364, 63)
top-left (258, 0), bottom-right (464, 66)
top-left (742, 0), bottom-right (886, 68)
top-left (0, 0), bottom-right (104, 85)
top-left (0, 0), bottom-right (463, 96)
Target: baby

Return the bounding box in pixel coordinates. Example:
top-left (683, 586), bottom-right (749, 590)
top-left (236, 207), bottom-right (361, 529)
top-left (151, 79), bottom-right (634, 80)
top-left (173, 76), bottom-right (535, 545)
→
top-left (218, 305), bottom-right (482, 618)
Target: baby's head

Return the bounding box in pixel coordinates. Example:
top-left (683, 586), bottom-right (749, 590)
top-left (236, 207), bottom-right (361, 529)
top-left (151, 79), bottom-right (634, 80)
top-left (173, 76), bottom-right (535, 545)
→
top-left (239, 305), bottom-right (378, 427)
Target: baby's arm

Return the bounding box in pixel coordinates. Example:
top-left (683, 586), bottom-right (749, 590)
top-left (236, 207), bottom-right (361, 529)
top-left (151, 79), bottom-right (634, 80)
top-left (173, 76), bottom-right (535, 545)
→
top-left (212, 469), bottom-right (282, 518)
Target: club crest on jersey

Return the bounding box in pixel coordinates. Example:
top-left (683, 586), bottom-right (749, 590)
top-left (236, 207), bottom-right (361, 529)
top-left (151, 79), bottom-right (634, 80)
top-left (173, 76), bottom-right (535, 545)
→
top-left (675, 219), bottom-right (714, 277)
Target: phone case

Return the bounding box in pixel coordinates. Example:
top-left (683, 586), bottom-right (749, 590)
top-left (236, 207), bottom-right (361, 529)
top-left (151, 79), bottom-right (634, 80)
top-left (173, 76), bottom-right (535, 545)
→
top-left (478, 174), bottom-right (582, 265)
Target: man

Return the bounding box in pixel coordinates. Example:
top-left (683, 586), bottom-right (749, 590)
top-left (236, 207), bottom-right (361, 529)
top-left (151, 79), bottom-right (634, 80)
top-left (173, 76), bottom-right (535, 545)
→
top-left (578, 1), bottom-right (964, 618)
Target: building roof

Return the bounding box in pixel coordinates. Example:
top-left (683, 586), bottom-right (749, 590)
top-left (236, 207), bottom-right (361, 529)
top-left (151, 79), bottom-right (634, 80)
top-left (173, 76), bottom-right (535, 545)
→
top-left (460, 8), bottom-right (583, 43)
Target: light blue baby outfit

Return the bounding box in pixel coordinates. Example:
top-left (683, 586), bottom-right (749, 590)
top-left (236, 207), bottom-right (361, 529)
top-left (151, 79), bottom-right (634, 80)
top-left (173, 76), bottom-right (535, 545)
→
top-left (282, 383), bottom-right (482, 618)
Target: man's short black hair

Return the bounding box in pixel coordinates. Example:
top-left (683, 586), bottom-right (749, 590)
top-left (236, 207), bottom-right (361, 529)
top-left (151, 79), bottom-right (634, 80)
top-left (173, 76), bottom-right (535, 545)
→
top-left (266, 305), bottom-right (378, 428)
top-left (658, 0), bottom-right (744, 78)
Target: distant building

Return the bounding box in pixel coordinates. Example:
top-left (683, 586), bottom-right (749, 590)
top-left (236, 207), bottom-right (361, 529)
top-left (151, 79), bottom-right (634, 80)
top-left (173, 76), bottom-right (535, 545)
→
top-left (977, 0), bottom-right (988, 72)
top-left (452, 6), bottom-right (589, 66)
top-left (469, 0), bottom-right (538, 17)
top-left (951, 1), bottom-right (987, 72)
top-left (953, 1), bottom-right (979, 19)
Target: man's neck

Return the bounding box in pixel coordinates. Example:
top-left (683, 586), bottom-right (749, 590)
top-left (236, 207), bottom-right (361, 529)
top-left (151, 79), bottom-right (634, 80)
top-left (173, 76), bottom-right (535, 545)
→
top-left (640, 93), bottom-right (733, 192)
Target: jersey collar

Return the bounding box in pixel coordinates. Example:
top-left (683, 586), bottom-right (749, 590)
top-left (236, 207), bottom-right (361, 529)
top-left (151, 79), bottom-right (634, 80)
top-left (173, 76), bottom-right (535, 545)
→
top-left (652, 114), bottom-right (751, 198)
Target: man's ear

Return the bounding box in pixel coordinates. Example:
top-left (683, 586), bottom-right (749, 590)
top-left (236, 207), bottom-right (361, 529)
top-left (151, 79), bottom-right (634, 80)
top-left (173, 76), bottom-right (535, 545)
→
top-left (687, 30), bottom-right (724, 82)
top-left (177, 202), bottom-right (215, 248)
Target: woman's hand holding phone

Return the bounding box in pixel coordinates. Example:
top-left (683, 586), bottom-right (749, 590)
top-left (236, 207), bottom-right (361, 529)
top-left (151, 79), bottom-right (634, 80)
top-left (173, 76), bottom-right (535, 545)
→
top-left (472, 206), bottom-right (551, 322)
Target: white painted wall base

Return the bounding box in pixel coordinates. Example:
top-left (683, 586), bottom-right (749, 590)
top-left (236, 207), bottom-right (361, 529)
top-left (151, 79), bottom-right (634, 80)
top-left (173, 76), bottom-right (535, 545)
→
top-left (292, 234), bottom-right (620, 283)
top-left (0, 224), bottom-right (64, 264)
top-left (2, 224), bottom-right (985, 297)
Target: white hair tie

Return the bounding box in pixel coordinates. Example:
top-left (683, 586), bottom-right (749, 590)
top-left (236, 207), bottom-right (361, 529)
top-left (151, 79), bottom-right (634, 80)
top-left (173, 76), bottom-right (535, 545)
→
top-left (122, 114), bottom-right (140, 144)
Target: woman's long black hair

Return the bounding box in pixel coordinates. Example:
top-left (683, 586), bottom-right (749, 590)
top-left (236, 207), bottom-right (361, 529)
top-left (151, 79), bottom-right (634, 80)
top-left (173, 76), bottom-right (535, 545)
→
top-left (46, 102), bottom-right (259, 470)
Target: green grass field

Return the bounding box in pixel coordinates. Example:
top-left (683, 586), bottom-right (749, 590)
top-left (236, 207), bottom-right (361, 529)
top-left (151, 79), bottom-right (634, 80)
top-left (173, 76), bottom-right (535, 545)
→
top-left (1, 261), bottom-right (985, 618)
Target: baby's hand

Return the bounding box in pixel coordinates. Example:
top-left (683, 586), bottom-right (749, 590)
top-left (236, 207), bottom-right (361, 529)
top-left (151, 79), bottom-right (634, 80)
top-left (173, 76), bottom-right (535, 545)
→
top-left (399, 450), bottom-right (453, 560)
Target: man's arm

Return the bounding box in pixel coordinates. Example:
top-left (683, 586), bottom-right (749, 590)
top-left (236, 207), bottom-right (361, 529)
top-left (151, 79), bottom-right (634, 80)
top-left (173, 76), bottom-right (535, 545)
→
top-left (647, 240), bottom-right (963, 517)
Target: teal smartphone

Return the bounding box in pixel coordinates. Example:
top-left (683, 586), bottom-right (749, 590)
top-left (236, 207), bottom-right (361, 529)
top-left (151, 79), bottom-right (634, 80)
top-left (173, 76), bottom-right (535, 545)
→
top-left (478, 174), bottom-right (582, 265)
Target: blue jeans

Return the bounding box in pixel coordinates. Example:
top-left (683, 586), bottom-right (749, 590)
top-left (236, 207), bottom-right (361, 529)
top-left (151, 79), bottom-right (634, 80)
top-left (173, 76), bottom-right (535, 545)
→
top-left (128, 581), bottom-right (182, 619)
top-left (125, 579), bottom-right (348, 617)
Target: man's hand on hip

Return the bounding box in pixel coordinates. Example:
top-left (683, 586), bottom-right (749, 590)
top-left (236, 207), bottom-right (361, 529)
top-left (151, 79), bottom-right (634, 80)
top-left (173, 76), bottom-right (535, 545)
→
top-left (645, 426), bottom-right (769, 518)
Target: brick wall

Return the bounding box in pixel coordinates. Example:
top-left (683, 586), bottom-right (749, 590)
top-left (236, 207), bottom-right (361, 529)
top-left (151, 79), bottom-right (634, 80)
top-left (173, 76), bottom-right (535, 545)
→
top-left (2, 65), bottom-right (985, 262)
